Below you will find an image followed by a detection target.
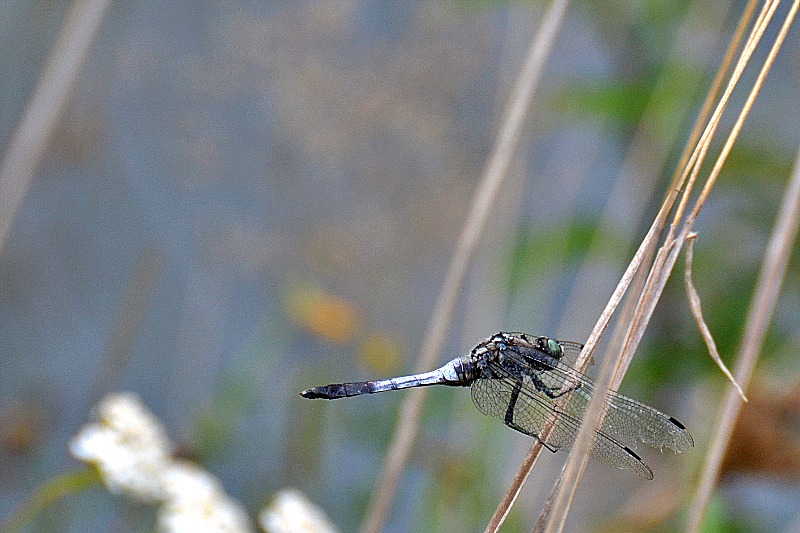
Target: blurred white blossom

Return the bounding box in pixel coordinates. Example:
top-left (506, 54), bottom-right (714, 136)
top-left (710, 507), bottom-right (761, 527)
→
top-left (70, 392), bottom-right (254, 533)
top-left (259, 489), bottom-right (338, 533)
top-left (158, 461), bottom-right (254, 533)
top-left (69, 392), bottom-right (172, 501)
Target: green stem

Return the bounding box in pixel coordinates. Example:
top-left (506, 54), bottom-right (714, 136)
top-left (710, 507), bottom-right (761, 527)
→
top-left (0, 467), bottom-right (101, 533)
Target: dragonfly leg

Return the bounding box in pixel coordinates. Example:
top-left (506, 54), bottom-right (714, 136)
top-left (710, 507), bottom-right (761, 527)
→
top-left (504, 380), bottom-right (528, 434)
top-left (503, 379), bottom-right (556, 452)
top-left (531, 374), bottom-right (581, 399)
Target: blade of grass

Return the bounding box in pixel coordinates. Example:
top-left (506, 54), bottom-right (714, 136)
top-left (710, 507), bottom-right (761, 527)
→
top-left (609, 0), bottom-right (758, 386)
top-left (538, 2), bottom-right (792, 531)
top-left (0, 0), bottom-right (112, 254)
top-left (684, 10), bottom-right (800, 533)
top-left (684, 233), bottom-right (747, 401)
top-left (615, 0), bottom-right (784, 392)
top-left (493, 1), bottom-right (753, 529)
top-left (558, 0), bottom-right (735, 341)
top-left (491, 205), bottom-right (667, 533)
top-left (669, 0), bottom-right (780, 228)
top-left (359, 2), bottom-right (571, 531)
top-left (663, 0), bottom-right (759, 196)
top-left (0, 468), bottom-right (100, 533)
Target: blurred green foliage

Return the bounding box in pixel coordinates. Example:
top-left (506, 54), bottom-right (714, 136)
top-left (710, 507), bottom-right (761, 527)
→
top-left (507, 219), bottom-right (627, 299)
top-left (550, 80), bottom-right (656, 126)
top-left (699, 494), bottom-right (753, 533)
top-left (193, 376), bottom-right (259, 461)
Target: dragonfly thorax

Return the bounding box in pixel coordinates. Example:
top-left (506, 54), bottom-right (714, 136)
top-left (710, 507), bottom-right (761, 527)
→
top-left (469, 332), bottom-right (566, 381)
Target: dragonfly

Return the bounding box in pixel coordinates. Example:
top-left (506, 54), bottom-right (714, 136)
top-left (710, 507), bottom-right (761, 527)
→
top-left (301, 331), bottom-right (693, 479)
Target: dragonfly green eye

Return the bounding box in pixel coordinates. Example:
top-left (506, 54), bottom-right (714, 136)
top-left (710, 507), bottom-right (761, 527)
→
top-left (547, 339), bottom-right (562, 358)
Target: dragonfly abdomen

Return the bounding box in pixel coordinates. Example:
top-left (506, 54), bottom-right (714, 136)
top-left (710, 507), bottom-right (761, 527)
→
top-left (300, 381), bottom-right (387, 399)
top-left (301, 358), bottom-right (472, 400)
top-left (302, 377), bottom-right (426, 399)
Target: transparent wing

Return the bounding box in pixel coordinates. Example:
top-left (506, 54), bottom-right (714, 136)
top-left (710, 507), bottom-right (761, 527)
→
top-left (519, 340), bottom-right (692, 453)
top-left (471, 364), bottom-right (654, 479)
top-left (555, 370), bottom-right (694, 453)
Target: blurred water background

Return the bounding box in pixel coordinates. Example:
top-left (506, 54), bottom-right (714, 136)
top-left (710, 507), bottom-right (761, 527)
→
top-left (2, 1), bottom-right (800, 531)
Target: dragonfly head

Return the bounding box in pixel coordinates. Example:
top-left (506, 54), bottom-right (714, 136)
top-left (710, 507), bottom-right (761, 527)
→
top-left (547, 338), bottom-right (563, 358)
top-left (531, 335), bottom-right (563, 359)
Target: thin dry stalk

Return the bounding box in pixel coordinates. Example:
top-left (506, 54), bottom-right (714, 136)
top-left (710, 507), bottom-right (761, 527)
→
top-left (484, 440), bottom-right (547, 533)
top-left (538, 2), bottom-right (794, 531)
top-left (559, 0), bottom-right (735, 346)
top-left (684, 233), bottom-right (747, 400)
top-left (487, 197), bottom-right (669, 533)
top-left (609, 0), bottom-right (759, 386)
top-left (663, 0), bottom-right (760, 195)
top-left (670, 0), bottom-right (780, 227)
top-left (616, 0), bottom-right (783, 386)
top-left (491, 2), bottom-right (757, 529)
top-left (0, 0), bottom-right (112, 254)
top-left (684, 11), bottom-right (800, 533)
top-left (359, 2), bottom-right (571, 531)
top-left (686, 0), bottom-right (786, 221)
top-left (88, 245), bottom-right (167, 404)
top-left (623, 0), bottom-right (789, 379)
top-left (535, 198), bottom-right (673, 533)
top-left (538, 268), bottom-right (654, 533)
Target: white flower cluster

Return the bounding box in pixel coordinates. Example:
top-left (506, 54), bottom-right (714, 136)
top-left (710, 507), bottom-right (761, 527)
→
top-left (70, 393), bottom-right (253, 532)
top-left (157, 461), bottom-right (254, 533)
top-left (70, 392), bottom-right (337, 533)
top-left (69, 392), bottom-right (172, 502)
top-left (259, 489), bottom-right (339, 533)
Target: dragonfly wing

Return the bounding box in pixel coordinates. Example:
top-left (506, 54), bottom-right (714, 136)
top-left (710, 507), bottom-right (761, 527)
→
top-left (471, 368), bottom-right (654, 479)
top-left (536, 361), bottom-right (694, 453)
top-left (471, 374), bottom-right (564, 445)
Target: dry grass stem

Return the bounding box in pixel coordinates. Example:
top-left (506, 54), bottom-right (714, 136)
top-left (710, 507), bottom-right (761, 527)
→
top-left (671, 0), bottom-right (779, 227)
top-left (684, 233), bottom-right (747, 401)
top-left (538, 253), bottom-right (655, 533)
top-left (559, 0), bottom-right (735, 359)
top-left (488, 190), bottom-right (670, 533)
top-left (575, 0), bottom-right (766, 398)
top-left (536, 2), bottom-right (794, 531)
top-left (625, 0), bottom-right (789, 369)
top-left (484, 441), bottom-right (546, 533)
top-left (687, 0), bottom-right (785, 221)
top-left (88, 246), bottom-right (168, 405)
top-left (664, 0), bottom-right (760, 195)
top-left (616, 0), bottom-right (784, 378)
top-left (684, 6), bottom-right (800, 532)
top-left (360, 2), bottom-right (571, 531)
top-left (492, 2), bottom-right (759, 529)
top-left (607, 0), bottom-right (758, 386)
top-left (0, 0), bottom-right (112, 254)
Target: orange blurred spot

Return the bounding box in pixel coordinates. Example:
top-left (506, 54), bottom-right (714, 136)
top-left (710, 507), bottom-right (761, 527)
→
top-left (721, 378), bottom-right (800, 478)
top-left (285, 286), bottom-right (360, 343)
top-left (1, 402), bottom-right (49, 455)
top-left (358, 333), bottom-right (403, 375)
